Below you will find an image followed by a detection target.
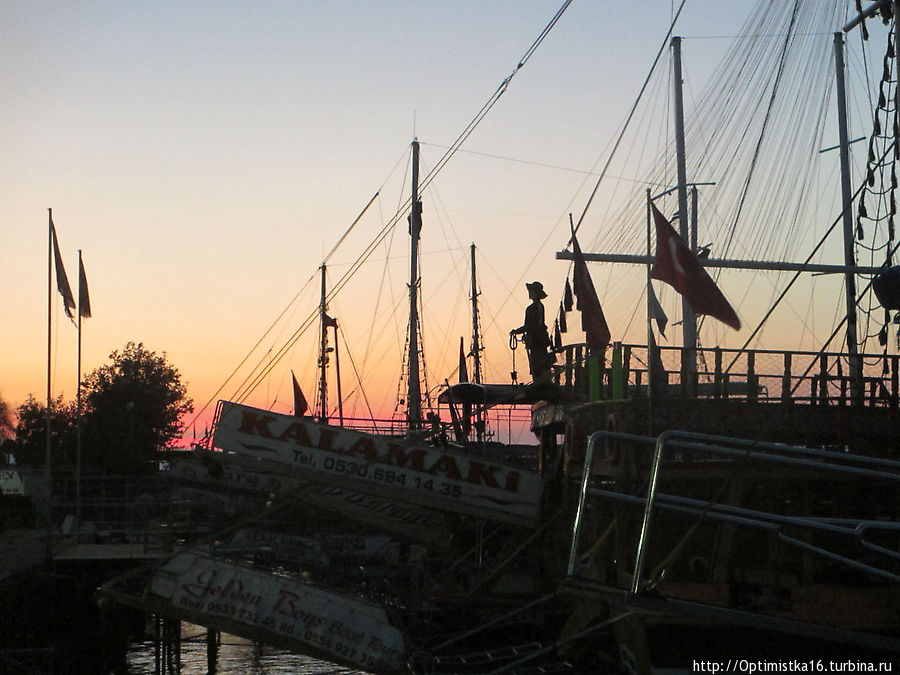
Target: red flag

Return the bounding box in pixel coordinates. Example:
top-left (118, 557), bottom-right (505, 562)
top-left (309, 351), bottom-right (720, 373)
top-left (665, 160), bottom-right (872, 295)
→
top-left (291, 371), bottom-right (308, 417)
top-left (50, 216), bottom-right (76, 319)
top-left (650, 204), bottom-right (740, 330)
top-left (323, 313), bottom-right (338, 329)
top-left (571, 232), bottom-right (611, 351)
top-left (458, 337), bottom-right (468, 383)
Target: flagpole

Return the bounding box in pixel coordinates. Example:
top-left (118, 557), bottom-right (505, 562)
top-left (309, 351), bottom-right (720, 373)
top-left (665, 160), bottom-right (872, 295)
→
top-left (76, 249), bottom-right (84, 541)
top-left (45, 208), bottom-right (53, 558)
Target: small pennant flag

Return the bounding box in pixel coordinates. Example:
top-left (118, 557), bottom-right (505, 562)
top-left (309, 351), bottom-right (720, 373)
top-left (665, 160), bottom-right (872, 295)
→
top-left (291, 371), bottom-right (309, 417)
top-left (647, 282), bottom-right (667, 339)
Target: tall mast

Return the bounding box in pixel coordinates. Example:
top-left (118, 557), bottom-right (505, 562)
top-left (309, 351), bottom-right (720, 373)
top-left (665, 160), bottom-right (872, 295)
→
top-left (407, 140), bottom-right (423, 430)
top-left (317, 263), bottom-right (329, 422)
top-left (469, 243), bottom-right (484, 444)
top-left (469, 243), bottom-right (483, 385)
top-left (672, 36), bottom-right (698, 389)
top-left (833, 32), bottom-right (863, 404)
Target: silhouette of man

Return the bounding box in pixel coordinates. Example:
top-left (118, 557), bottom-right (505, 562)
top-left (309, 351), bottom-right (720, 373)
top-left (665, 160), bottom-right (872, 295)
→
top-left (510, 281), bottom-right (553, 383)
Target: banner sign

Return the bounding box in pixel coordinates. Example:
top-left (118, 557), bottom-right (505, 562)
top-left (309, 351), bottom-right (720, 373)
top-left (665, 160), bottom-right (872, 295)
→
top-left (150, 552), bottom-right (406, 672)
top-left (171, 452), bottom-right (452, 546)
top-left (213, 401), bottom-right (542, 525)
top-left (227, 529), bottom-right (394, 569)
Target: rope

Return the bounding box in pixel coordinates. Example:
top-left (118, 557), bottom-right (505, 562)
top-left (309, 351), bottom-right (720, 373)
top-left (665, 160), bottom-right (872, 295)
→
top-left (572, 0), bottom-right (687, 239)
top-left (211, 0), bottom-right (576, 413)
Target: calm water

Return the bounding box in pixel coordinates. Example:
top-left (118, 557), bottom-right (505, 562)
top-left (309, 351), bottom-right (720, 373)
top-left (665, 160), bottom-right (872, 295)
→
top-left (125, 624), bottom-right (371, 675)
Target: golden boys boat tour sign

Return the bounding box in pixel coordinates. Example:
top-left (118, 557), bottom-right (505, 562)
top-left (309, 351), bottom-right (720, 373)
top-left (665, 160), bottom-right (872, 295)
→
top-left (212, 401), bottom-right (543, 526)
top-left (150, 552), bottom-right (406, 672)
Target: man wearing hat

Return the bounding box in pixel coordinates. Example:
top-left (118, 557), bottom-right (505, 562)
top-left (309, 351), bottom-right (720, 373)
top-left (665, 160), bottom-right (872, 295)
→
top-left (511, 281), bottom-right (553, 383)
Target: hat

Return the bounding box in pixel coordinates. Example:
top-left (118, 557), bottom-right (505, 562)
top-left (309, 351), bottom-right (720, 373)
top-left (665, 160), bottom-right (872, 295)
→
top-left (526, 281), bottom-right (547, 299)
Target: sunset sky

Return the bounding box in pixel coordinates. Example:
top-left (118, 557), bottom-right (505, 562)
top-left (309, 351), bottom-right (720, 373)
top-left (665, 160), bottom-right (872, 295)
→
top-left (2, 1), bottom-right (883, 444)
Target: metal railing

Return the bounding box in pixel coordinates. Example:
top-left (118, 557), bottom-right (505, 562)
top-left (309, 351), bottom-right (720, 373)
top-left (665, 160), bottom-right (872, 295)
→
top-left (566, 430), bottom-right (900, 649)
top-left (552, 342), bottom-right (900, 406)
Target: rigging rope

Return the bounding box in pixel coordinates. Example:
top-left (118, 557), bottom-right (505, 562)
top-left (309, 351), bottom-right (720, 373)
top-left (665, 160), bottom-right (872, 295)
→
top-left (205, 0), bottom-right (576, 420)
top-left (572, 0), bottom-right (687, 240)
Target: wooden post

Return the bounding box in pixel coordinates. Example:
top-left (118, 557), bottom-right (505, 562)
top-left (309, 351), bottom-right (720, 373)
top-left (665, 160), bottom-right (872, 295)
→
top-left (623, 345), bottom-right (632, 397)
top-left (892, 355), bottom-right (899, 408)
top-left (747, 351), bottom-right (757, 403)
top-left (154, 614), bottom-right (162, 675)
top-left (611, 343), bottom-right (624, 399)
top-left (782, 352), bottom-right (792, 404)
top-left (575, 345), bottom-right (584, 396)
top-left (819, 354), bottom-right (829, 405)
top-left (589, 354), bottom-right (602, 402)
top-left (207, 629), bottom-right (219, 674)
top-left (714, 348), bottom-right (723, 399)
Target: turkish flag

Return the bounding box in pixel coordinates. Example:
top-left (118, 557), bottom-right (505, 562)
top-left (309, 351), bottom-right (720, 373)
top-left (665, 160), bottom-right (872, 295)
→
top-left (650, 204), bottom-right (740, 331)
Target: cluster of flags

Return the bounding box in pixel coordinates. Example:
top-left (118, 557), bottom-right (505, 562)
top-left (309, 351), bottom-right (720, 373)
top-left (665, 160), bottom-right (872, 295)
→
top-left (50, 214), bottom-right (91, 321)
top-left (557, 203), bottom-right (740, 354)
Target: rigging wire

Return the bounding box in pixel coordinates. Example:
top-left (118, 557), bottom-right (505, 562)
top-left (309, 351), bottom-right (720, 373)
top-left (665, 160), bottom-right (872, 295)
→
top-left (572, 0), bottom-right (687, 239)
top-left (204, 0), bottom-right (576, 417)
top-left (724, 142), bottom-right (892, 374)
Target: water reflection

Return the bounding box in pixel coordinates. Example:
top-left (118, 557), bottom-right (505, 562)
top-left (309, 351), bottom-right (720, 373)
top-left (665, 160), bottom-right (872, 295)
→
top-left (126, 623), bottom-right (371, 674)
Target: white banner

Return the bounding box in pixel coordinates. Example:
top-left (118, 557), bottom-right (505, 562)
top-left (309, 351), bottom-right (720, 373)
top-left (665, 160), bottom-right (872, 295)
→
top-left (213, 401), bottom-right (542, 525)
top-left (151, 552), bottom-right (406, 672)
top-left (171, 452), bottom-right (453, 546)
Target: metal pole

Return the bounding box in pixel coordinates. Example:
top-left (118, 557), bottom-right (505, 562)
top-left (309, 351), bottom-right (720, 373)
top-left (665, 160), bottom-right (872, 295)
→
top-left (45, 208), bottom-right (53, 557)
top-left (672, 37), bottom-right (697, 385)
top-left (317, 264), bottom-right (328, 422)
top-left (407, 140), bottom-right (423, 430)
top-left (834, 32), bottom-right (864, 405)
top-left (333, 324), bottom-right (344, 427)
top-left (554, 249), bottom-right (887, 275)
top-left (691, 184), bottom-right (698, 253)
top-left (76, 249), bottom-right (83, 540)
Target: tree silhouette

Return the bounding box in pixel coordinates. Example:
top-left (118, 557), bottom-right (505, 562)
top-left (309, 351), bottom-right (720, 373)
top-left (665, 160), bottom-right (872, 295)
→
top-left (82, 342), bottom-right (193, 474)
top-left (13, 395), bottom-right (78, 468)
